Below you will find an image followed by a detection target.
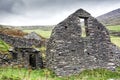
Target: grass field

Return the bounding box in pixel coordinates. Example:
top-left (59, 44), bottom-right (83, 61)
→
top-left (107, 25), bottom-right (120, 32)
top-left (23, 29), bottom-right (52, 38)
top-left (0, 67), bottom-right (120, 80)
top-left (107, 25), bottom-right (120, 47)
top-left (111, 36), bottom-right (120, 47)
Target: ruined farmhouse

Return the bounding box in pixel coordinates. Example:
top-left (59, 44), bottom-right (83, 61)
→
top-left (0, 8), bottom-right (120, 77)
top-left (46, 9), bottom-right (120, 76)
top-left (9, 47), bottom-right (43, 69)
top-left (0, 32), bottom-right (43, 69)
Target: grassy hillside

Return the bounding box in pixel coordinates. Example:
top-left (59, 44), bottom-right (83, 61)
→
top-left (0, 27), bottom-right (27, 37)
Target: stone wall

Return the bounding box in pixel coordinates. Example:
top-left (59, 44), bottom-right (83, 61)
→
top-left (0, 53), bottom-right (11, 65)
top-left (0, 48), bottom-right (43, 69)
top-left (46, 9), bottom-right (120, 76)
top-left (9, 47), bottom-right (43, 69)
top-left (0, 33), bottom-right (41, 48)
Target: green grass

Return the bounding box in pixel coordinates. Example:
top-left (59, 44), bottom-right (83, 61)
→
top-left (0, 67), bottom-right (56, 80)
top-left (23, 29), bottom-right (52, 38)
top-left (81, 27), bottom-right (86, 37)
top-left (106, 25), bottom-right (120, 47)
top-left (0, 67), bottom-right (120, 80)
top-left (111, 36), bottom-right (120, 47)
top-left (0, 39), bottom-right (10, 53)
top-left (39, 46), bottom-right (46, 60)
top-left (107, 25), bottom-right (120, 32)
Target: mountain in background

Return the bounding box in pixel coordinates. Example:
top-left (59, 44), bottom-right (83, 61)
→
top-left (97, 8), bottom-right (120, 26)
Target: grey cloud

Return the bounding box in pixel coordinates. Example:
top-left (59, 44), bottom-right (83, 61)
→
top-left (0, 0), bottom-right (115, 15)
top-left (0, 0), bottom-right (80, 16)
top-left (0, 0), bottom-right (119, 13)
top-left (0, 0), bottom-right (25, 15)
top-left (0, 0), bottom-right (120, 26)
top-left (0, 0), bottom-right (15, 13)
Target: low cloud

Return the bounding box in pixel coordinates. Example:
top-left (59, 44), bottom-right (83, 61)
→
top-left (0, 0), bottom-right (120, 26)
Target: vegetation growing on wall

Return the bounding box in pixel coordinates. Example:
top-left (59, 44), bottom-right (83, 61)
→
top-left (0, 39), bottom-right (10, 53)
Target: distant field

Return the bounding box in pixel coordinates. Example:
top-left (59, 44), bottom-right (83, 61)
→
top-left (107, 25), bottom-right (120, 47)
top-left (107, 25), bottom-right (120, 32)
top-left (23, 29), bottom-right (52, 38)
top-left (111, 36), bottom-right (120, 47)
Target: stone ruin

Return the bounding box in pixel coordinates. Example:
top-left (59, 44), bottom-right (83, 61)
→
top-left (24, 32), bottom-right (42, 40)
top-left (0, 32), bottom-right (43, 68)
top-left (0, 33), bottom-right (41, 48)
top-left (9, 47), bottom-right (43, 69)
top-left (46, 9), bottom-right (120, 76)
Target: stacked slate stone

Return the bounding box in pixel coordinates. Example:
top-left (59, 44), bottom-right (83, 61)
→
top-left (0, 33), bottom-right (43, 68)
top-left (46, 9), bottom-right (120, 76)
top-left (0, 33), bottom-right (41, 48)
top-left (24, 32), bottom-right (41, 40)
top-left (0, 53), bottom-right (10, 65)
top-left (9, 47), bottom-right (43, 69)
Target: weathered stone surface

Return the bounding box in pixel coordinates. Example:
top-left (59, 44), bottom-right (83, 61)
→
top-left (46, 9), bottom-right (120, 76)
top-left (0, 33), bottom-right (41, 47)
top-left (0, 53), bottom-right (11, 65)
top-left (24, 32), bottom-right (41, 40)
top-left (9, 47), bottom-right (43, 69)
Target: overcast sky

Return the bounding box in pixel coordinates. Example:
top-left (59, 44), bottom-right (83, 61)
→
top-left (0, 0), bottom-right (120, 26)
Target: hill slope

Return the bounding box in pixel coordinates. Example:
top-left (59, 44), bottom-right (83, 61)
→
top-left (97, 8), bottom-right (120, 26)
top-left (0, 25), bottom-right (27, 37)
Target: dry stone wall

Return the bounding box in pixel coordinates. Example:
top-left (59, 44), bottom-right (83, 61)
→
top-left (0, 31), bottom-right (43, 68)
top-left (0, 33), bottom-right (41, 48)
top-left (46, 9), bottom-right (120, 76)
top-left (0, 53), bottom-right (11, 65)
top-left (9, 47), bottom-right (43, 69)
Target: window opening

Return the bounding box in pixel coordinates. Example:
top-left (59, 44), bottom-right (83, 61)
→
top-left (80, 18), bottom-right (86, 37)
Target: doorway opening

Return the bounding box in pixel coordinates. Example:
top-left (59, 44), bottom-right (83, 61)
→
top-left (29, 54), bottom-right (36, 68)
top-left (12, 53), bottom-right (17, 60)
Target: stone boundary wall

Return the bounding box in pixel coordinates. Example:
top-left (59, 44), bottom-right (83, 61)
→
top-left (0, 33), bottom-right (41, 48)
